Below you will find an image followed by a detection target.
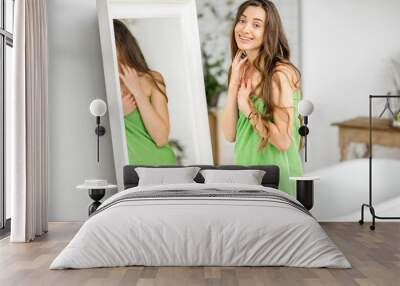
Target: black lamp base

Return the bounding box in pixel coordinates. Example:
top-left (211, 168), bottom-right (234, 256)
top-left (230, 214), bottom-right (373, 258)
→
top-left (88, 189), bottom-right (105, 216)
top-left (296, 180), bottom-right (314, 210)
top-left (298, 125), bottom-right (309, 136)
top-left (95, 126), bottom-right (106, 136)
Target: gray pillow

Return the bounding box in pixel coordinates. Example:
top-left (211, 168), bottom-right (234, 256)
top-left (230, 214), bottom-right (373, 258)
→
top-left (200, 169), bottom-right (266, 185)
top-left (135, 167), bottom-right (201, 186)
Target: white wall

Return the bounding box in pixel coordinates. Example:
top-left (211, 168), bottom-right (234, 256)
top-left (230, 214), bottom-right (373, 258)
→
top-left (301, 0), bottom-right (400, 172)
top-left (48, 0), bottom-right (116, 221)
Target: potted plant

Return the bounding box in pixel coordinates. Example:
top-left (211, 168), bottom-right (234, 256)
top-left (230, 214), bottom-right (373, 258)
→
top-left (200, 45), bottom-right (227, 164)
top-left (169, 139), bottom-right (185, 165)
top-left (198, 0), bottom-right (235, 163)
top-left (202, 47), bottom-right (226, 108)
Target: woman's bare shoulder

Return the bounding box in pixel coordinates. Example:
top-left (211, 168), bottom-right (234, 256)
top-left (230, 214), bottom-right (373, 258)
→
top-left (149, 70), bottom-right (164, 82)
top-left (140, 71), bottom-right (161, 82)
top-left (144, 70), bottom-right (164, 87)
top-left (139, 71), bottom-right (165, 93)
top-left (273, 63), bottom-right (300, 89)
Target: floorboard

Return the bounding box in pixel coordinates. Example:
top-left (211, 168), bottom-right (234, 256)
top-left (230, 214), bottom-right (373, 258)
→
top-left (0, 222), bottom-right (399, 286)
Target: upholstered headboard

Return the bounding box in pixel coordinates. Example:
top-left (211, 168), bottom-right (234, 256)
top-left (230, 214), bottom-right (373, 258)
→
top-left (123, 165), bottom-right (280, 190)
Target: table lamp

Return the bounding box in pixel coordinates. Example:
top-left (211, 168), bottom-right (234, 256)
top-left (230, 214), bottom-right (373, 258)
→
top-left (89, 99), bottom-right (107, 162)
top-left (298, 99), bottom-right (314, 162)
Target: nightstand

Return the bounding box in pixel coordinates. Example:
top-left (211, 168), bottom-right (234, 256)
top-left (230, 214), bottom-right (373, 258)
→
top-left (289, 176), bottom-right (320, 210)
top-left (76, 184), bottom-right (117, 216)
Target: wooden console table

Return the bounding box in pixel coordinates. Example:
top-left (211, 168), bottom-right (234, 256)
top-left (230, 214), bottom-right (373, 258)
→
top-left (332, 116), bottom-right (400, 160)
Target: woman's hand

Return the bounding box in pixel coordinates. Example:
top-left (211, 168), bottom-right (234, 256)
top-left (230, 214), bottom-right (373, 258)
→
top-left (122, 94), bottom-right (137, 116)
top-left (237, 77), bottom-right (253, 117)
top-left (119, 63), bottom-right (146, 100)
top-left (230, 50), bottom-right (248, 88)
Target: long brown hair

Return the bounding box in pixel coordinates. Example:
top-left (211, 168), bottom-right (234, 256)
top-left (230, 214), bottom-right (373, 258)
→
top-left (113, 19), bottom-right (167, 99)
top-left (229, 0), bottom-right (301, 148)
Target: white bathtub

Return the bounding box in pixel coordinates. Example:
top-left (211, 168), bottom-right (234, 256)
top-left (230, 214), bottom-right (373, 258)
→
top-left (306, 159), bottom-right (400, 221)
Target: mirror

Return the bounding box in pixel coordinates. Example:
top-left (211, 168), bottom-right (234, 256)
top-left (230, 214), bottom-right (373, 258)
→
top-left (97, 0), bottom-right (213, 189)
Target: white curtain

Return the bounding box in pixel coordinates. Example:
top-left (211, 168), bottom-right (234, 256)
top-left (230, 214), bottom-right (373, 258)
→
top-left (8, 0), bottom-right (48, 242)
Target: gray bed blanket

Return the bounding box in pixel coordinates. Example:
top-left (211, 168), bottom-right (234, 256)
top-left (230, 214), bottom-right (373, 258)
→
top-left (50, 183), bottom-right (351, 269)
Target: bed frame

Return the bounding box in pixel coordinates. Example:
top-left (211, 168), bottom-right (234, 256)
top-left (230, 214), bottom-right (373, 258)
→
top-left (123, 165), bottom-right (280, 190)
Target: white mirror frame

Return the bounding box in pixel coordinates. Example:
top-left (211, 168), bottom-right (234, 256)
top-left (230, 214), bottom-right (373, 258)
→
top-left (97, 0), bottom-right (213, 189)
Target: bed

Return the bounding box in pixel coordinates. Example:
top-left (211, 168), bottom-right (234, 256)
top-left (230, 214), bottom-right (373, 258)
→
top-left (50, 165), bottom-right (350, 269)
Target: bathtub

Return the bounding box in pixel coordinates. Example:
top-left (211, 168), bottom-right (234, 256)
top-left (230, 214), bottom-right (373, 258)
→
top-left (305, 159), bottom-right (400, 221)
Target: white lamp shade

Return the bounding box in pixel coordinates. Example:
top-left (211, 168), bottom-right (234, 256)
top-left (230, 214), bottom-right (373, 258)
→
top-left (298, 99), bottom-right (314, 116)
top-left (90, 99), bottom-right (107, 117)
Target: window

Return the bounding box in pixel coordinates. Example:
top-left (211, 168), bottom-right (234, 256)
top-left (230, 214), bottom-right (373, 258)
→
top-left (0, 0), bottom-right (14, 234)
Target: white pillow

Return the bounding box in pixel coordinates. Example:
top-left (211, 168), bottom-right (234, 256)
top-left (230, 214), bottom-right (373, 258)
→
top-left (135, 167), bottom-right (200, 186)
top-left (200, 169), bottom-right (266, 185)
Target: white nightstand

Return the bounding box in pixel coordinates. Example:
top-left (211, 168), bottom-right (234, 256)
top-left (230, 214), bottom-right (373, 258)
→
top-left (76, 183), bottom-right (117, 215)
top-left (289, 176), bottom-right (320, 210)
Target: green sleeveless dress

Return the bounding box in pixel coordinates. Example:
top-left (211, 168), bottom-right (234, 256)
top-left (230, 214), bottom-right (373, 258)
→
top-left (124, 107), bottom-right (177, 165)
top-left (235, 90), bottom-right (303, 196)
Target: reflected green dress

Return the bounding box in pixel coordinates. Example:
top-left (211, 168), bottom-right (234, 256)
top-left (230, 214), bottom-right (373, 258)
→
top-left (235, 90), bottom-right (303, 196)
top-left (124, 107), bottom-right (177, 165)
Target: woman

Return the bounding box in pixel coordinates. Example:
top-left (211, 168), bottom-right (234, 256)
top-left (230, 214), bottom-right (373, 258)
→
top-left (221, 0), bottom-right (303, 196)
top-left (113, 19), bottom-right (177, 165)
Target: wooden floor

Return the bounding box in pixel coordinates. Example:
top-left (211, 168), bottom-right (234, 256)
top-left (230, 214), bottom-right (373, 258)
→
top-left (0, 222), bottom-right (399, 286)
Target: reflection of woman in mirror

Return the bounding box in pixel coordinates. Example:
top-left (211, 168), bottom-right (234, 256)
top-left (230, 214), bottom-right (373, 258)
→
top-left (220, 0), bottom-right (302, 196)
top-left (113, 19), bottom-right (177, 165)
